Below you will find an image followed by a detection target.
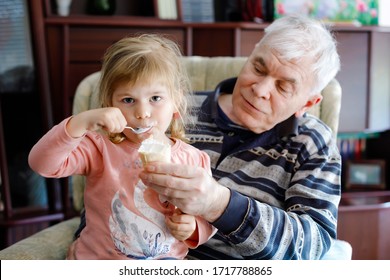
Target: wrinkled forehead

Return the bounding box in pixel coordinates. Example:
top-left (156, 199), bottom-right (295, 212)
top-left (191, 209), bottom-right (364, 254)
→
top-left (249, 44), bottom-right (317, 94)
top-left (251, 43), bottom-right (313, 71)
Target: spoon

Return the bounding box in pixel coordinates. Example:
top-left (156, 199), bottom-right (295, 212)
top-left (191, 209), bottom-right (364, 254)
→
top-left (124, 125), bottom-right (153, 134)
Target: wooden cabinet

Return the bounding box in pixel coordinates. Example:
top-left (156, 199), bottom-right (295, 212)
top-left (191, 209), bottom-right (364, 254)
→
top-left (338, 191), bottom-right (390, 259)
top-left (333, 29), bottom-right (390, 132)
top-left (0, 94), bottom-right (65, 249)
top-left (30, 0), bottom-right (390, 133)
top-left (0, 0), bottom-right (67, 249)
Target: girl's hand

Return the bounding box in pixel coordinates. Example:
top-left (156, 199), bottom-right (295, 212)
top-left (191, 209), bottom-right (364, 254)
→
top-left (66, 107), bottom-right (127, 138)
top-left (165, 208), bottom-right (197, 241)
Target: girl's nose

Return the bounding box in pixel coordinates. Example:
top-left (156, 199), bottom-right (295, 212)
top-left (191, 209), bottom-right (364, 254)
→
top-left (135, 104), bottom-right (151, 119)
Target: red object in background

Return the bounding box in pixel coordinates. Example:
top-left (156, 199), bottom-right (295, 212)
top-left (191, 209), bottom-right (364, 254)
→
top-left (241, 0), bottom-right (263, 21)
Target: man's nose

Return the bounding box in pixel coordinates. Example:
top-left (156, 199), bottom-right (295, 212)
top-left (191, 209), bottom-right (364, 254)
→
top-left (252, 78), bottom-right (273, 100)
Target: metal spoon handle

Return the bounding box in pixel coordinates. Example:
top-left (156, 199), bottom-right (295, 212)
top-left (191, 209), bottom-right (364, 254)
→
top-left (124, 126), bottom-right (152, 134)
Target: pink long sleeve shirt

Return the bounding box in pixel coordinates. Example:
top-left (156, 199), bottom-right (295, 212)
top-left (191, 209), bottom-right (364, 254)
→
top-left (29, 118), bottom-right (216, 259)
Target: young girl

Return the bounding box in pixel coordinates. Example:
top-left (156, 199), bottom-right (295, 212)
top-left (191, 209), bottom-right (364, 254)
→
top-left (28, 34), bottom-right (216, 259)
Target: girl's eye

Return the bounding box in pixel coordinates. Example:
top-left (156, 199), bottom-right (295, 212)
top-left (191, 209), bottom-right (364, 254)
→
top-left (122, 97), bottom-right (134, 104)
top-left (150, 96), bottom-right (162, 102)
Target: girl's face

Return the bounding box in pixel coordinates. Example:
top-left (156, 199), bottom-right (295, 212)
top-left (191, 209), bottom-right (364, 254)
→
top-left (111, 80), bottom-right (177, 144)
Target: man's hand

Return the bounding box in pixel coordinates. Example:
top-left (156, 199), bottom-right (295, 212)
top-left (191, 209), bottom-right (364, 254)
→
top-left (139, 162), bottom-right (230, 222)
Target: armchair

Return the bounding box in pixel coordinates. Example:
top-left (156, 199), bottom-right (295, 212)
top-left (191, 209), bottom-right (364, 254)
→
top-left (0, 56), bottom-right (351, 260)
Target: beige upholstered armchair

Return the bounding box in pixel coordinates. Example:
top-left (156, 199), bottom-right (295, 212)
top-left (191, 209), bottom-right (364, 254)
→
top-left (0, 56), bottom-right (350, 260)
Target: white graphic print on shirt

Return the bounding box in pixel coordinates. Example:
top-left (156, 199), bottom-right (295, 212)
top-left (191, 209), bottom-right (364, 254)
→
top-left (109, 181), bottom-right (175, 259)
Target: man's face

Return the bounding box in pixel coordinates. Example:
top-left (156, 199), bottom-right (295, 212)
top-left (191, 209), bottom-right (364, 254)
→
top-left (230, 45), bottom-right (321, 134)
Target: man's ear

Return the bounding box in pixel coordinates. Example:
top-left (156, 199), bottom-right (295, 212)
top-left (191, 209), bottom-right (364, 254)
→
top-left (295, 94), bottom-right (323, 118)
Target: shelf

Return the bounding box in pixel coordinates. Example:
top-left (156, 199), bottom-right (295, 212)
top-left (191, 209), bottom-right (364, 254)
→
top-left (43, 14), bottom-right (268, 29)
top-left (0, 208), bottom-right (64, 227)
top-left (45, 0), bottom-right (155, 18)
top-left (340, 190), bottom-right (390, 209)
top-left (42, 12), bottom-right (390, 33)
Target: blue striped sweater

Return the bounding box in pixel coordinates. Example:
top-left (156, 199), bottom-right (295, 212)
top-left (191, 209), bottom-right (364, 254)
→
top-left (187, 78), bottom-right (341, 260)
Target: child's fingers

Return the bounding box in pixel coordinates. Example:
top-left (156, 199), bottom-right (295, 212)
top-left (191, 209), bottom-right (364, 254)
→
top-left (165, 213), bottom-right (197, 241)
top-left (166, 216), bottom-right (194, 231)
top-left (169, 212), bottom-right (193, 224)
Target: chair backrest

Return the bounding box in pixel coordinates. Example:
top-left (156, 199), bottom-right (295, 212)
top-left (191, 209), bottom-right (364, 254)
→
top-left (71, 56), bottom-right (342, 211)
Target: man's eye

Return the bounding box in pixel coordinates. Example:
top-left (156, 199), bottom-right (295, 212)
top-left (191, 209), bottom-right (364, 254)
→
top-left (254, 66), bottom-right (266, 76)
top-left (276, 81), bottom-right (294, 96)
top-left (123, 97), bottom-right (134, 104)
top-left (150, 96), bottom-right (162, 102)
top-left (278, 86), bottom-right (293, 97)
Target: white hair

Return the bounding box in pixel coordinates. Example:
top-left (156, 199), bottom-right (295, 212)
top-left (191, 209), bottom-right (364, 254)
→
top-left (258, 14), bottom-right (340, 94)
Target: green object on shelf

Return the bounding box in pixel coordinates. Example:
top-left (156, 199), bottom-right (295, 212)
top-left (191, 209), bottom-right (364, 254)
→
top-left (86, 0), bottom-right (116, 15)
top-left (337, 131), bottom-right (381, 140)
top-left (274, 0), bottom-right (379, 26)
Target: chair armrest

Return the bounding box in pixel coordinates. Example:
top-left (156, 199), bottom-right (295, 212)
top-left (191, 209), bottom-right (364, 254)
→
top-left (0, 217), bottom-right (80, 260)
top-left (321, 239), bottom-right (353, 260)
top-left (320, 78), bottom-right (342, 138)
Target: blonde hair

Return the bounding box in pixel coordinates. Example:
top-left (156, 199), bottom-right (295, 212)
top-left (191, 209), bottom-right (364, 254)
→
top-left (98, 34), bottom-right (192, 143)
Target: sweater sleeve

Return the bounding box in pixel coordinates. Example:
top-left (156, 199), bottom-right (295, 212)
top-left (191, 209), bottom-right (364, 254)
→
top-left (184, 216), bottom-right (218, 249)
top-left (212, 190), bottom-right (249, 234)
top-left (28, 117), bottom-right (102, 178)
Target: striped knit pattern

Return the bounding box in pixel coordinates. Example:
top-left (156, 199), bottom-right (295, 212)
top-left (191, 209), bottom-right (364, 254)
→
top-left (187, 89), bottom-right (341, 260)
